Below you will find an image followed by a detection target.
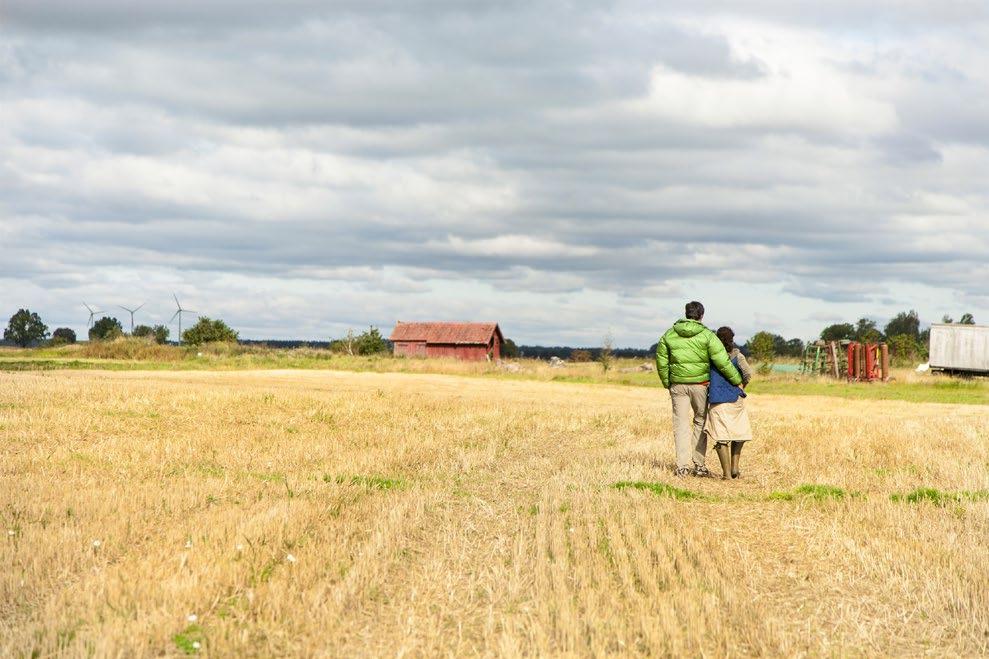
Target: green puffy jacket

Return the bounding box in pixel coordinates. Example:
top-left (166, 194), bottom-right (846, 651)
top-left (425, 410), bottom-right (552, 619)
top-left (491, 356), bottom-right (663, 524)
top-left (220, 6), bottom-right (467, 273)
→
top-left (655, 319), bottom-right (742, 388)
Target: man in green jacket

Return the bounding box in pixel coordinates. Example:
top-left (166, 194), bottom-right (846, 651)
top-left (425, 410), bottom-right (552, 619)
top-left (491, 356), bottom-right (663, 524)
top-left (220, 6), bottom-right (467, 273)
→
top-left (656, 301), bottom-right (743, 477)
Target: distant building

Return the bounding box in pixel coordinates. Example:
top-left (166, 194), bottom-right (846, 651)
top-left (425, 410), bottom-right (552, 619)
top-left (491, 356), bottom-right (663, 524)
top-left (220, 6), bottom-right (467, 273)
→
top-left (389, 322), bottom-right (504, 361)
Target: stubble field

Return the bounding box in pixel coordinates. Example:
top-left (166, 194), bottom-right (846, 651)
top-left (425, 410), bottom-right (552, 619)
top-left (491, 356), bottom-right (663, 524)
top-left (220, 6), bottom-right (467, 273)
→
top-left (2, 369), bottom-right (988, 657)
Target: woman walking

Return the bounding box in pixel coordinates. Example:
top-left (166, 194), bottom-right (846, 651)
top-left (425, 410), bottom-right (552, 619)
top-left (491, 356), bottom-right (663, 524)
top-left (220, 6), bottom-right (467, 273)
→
top-left (707, 327), bottom-right (753, 479)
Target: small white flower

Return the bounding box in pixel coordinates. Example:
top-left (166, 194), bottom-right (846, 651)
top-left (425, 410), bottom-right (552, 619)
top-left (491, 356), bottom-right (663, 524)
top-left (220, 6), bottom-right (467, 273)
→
top-left (192, 641), bottom-right (201, 650)
top-left (92, 539), bottom-right (102, 548)
top-left (235, 544), bottom-right (244, 552)
top-left (184, 540), bottom-right (193, 549)
top-left (7, 530), bottom-right (15, 536)
top-left (286, 553), bottom-right (297, 563)
top-left (568, 527), bottom-right (575, 533)
top-left (187, 614), bottom-right (198, 623)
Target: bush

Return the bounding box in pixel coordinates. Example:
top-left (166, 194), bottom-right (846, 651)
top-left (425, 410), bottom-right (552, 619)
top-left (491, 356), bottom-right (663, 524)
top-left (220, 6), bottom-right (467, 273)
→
top-left (887, 334), bottom-right (922, 367)
top-left (355, 326), bottom-right (388, 355)
top-left (90, 317), bottom-right (123, 341)
top-left (4, 309), bottom-right (49, 347)
top-left (328, 330), bottom-right (357, 355)
top-left (181, 317), bottom-right (238, 345)
top-left (50, 327), bottom-right (77, 345)
top-left (599, 333), bottom-right (614, 372)
top-left (570, 349), bottom-right (592, 362)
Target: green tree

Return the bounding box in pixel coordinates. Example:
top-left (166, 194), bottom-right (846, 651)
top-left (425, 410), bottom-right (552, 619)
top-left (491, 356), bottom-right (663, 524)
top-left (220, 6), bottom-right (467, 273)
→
top-left (769, 335), bottom-right (805, 358)
top-left (89, 316), bottom-right (123, 341)
top-left (355, 326), bottom-right (388, 355)
top-left (152, 324), bottom-right (170, 344)
top-left (960, 313), bottom-right (976, 325)
top-left (50, 327), bottom-right (77, 345)
top-left (855, 318), bottom-right (882, 343)
top-left (783, 338), bottom-right (805, 357)
top-left (132, 324), bottom-right (169, 344)
top-left (884, 310), bottom-right (920, 340)
top-left (820, 323), bottom-right (855, 342)
top-left (941, 315), bottom-right (953, 324)
top-left (181, 317), bottom-right (238, 345)
top-left (4, 309), bottom-right (49, 347)
top-left (502, 338), bottom-right (519, 359)
top-left (748, 331), bottom-right (776, 374)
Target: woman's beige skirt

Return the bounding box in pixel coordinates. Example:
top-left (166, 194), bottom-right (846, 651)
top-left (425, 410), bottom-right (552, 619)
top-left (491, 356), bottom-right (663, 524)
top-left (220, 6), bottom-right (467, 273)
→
top-left (706, 399), bottom-right (752, 443)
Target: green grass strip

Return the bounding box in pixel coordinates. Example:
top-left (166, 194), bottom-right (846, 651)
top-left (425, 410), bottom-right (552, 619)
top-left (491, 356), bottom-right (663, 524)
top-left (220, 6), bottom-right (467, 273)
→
top-left (613, 481), bottom-right (706, 501)
top-left (768, 484), bottom-right (850, 501)
top-left (891, 488), bottom-right (989, 505)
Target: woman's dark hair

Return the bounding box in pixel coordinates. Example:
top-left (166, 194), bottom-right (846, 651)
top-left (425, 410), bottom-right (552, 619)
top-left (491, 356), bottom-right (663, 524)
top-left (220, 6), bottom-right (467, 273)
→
top-left (716, 326), bottom-right (735, 353)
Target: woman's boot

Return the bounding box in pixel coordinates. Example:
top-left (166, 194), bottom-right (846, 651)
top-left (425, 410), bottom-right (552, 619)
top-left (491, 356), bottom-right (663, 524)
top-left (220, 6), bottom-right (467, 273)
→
top-left (715, 442), bottom-right (731, 480)
top-left (730, 441), bottom-right (743, 479)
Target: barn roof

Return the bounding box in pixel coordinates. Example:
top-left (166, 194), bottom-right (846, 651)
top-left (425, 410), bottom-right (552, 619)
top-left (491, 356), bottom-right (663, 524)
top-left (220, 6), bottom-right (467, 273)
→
top-left (389, 322), bottom-right (502, 345)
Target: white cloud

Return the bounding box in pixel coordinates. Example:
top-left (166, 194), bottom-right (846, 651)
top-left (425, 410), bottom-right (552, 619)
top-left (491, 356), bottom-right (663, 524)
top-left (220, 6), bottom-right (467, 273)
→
top-left (636, 22), bottom-right (898, 135)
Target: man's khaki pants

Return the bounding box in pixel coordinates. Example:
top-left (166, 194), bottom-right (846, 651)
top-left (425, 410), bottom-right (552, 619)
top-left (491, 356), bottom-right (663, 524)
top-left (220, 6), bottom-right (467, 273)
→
top-left (669, 383), bottom-right (709, 470)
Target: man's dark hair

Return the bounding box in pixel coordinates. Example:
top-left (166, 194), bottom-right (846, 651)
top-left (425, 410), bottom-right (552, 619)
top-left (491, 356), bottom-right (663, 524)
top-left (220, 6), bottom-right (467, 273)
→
top-left (716, 326), bottom-right (735, 353)
top-left (685, 301), bottom-right (705, 320)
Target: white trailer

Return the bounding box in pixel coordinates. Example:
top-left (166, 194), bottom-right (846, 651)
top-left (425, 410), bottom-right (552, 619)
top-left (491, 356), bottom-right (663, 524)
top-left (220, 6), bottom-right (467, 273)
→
top-left (928, 323), bottom-right (989, 375)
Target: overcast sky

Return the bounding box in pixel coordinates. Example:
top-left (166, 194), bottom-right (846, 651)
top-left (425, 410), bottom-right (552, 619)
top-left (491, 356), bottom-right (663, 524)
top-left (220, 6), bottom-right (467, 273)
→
top-left (2, 1), bottom-right (987, 346)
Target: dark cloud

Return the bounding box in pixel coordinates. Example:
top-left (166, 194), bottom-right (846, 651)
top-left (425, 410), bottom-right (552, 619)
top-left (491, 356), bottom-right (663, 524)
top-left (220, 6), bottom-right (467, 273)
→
top-left (6, 0), bottom-right (986, 32)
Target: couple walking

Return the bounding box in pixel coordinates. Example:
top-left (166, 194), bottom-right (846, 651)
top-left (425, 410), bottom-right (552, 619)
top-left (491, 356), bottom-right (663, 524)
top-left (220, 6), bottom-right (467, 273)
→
top-left (655, 301), bottom-right (753, 479)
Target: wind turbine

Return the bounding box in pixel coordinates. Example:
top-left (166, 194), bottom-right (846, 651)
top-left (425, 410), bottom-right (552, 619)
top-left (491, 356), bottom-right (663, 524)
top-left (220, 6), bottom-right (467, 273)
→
top-left (170, 294), bottom-right (197, 344)
top-left (118, 303), bottom-right (145, 333)
top-left (83, 303), bottom-right (105, 329)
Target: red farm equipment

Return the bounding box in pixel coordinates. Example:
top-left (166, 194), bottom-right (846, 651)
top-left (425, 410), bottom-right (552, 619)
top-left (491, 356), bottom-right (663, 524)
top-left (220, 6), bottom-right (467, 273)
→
top-left (802, 340), bottom-right (890, 381)
top-left (846, 342), bottom-right (890, 382)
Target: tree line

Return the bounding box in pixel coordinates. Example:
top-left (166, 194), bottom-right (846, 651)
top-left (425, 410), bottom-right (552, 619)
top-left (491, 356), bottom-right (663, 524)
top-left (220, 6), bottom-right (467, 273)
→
top-left (4, 307), bottom-right (977, 366)
top-left (2, 308), bottom-right (238, 347)
top-left (741, 310), bottom-right (976, 367)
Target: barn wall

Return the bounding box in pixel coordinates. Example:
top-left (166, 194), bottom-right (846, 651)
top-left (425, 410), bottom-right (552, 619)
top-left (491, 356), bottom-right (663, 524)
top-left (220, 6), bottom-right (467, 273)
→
top-left (425, 343), bottom-right (490, 361)
top-left (395, 337), bottom-right (503, 361)
top-left (393, 341), bottom-right (427, 358)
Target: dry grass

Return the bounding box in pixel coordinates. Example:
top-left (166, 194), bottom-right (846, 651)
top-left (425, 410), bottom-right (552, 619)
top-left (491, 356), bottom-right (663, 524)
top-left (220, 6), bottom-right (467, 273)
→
top-left (77, 338), bottom-right (188, 361)
top-left (1, 369), bottom-right (988, 657)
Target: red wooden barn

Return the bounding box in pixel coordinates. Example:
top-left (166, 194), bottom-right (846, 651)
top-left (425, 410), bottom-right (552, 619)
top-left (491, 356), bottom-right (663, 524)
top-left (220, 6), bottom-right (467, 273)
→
top-left (389, 322), bottom-right (504, 361)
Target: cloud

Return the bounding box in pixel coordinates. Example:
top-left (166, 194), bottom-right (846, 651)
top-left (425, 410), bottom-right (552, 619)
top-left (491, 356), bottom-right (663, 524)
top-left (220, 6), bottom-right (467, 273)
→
top-left (1, 1), bottom-right (988, 345)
